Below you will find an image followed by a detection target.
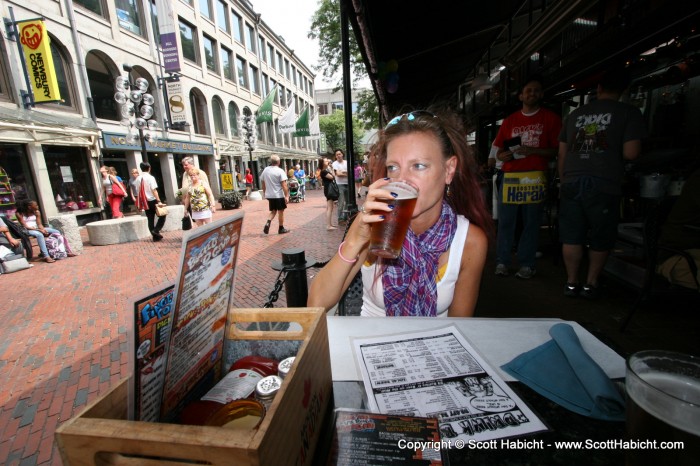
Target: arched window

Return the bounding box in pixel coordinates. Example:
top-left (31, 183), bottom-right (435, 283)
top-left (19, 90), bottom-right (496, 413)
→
top-left (229, 102), bottom-right (239, 137)
top-left (212, 97), bottom-right (226, 137)
top-left (189, 88), bottom-right (209, 135)
top-left (48, 37), bottom-right (78, 111)
top-left (0, 38), bottom-right (13, 102)
top-left (85, 51), bottom-right (119, 120)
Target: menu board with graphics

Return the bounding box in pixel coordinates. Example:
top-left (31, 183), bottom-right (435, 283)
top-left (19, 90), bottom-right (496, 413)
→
top-left (132, 283), bottom-right (175, 422)
top-left (161, 212), bottom-right (244, 421)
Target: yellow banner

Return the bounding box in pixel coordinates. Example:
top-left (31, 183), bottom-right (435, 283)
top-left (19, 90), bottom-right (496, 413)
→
top-left (502, 171), bottom-right (547, 204)
top-left (18, 20), bottom-right (61, 103)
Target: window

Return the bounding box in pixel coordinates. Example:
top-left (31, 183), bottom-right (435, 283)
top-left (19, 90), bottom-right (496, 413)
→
top-left (309, 81), bottom-right (313, 96)
top-left (75, 0), bottom-right (106, 17)
top-left (0, 41), bottom-right (13, 103)
top-left (258, 36), bottom-right (266, 62)
top-left (212, 97), bottom-right (226, 136)
top-left (277, 52), bottom-right (283, 73)
top-left (49, 38), bottom-right (76, 110)
top-left (86, 52), bottom-right (118, 121)
top-left (199, 0), bottom-right (212, 20)
top-left (189, 88), bottom-right (209, 135)
top-left (236, 56), bottom-right (248, 89)
top-left (286, 89), bottom-right (292, 108)
top-left (267, 44), bottom-right (274, 67)
top-left (220, 46), bottom-right (233, 80)
top-left (291, 65), bottom-right (297, 86)
top-left (245, 23), bottom-right (256, 53)
top-left (249, 65), bottom-right (259, 95)
top-left (270, 79), bottom-right (278, 104)
top-left (216, 0), bottom-right (229, 33)
top-left (284, 59), bottom-right (290, 79)
top-left (261, 73), bottom-right (269, 97)
top-left (203, 35), bottom-right (217, 72)
top-left (279, 85), bottom-right (285, 106)
top-left (179, 19), bottom-right (198, 63)
top-left (116, 0), bottom-right (144, 36)
top-left (232, 11), bottom-right (243, 43)
top-left (298, 71), bottom-right (303, 89)
top-left (228, 102), bottom-right (239, 137)
top-left (43, 146), bottom-right (95, 212)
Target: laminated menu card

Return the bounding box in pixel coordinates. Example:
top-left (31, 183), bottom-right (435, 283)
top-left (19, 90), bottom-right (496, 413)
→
top-left (352, 325), bottom-right (548, 445)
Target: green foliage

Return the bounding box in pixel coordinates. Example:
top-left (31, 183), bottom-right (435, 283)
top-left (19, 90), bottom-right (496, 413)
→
top-left (319, 110), bottom-right (365, 156)
top-left (356, 90), bottom-right (380, 129)
top-left (309, 0), bottom-right (366, 88)
top-left (218, 191), bottom-right (242, 210)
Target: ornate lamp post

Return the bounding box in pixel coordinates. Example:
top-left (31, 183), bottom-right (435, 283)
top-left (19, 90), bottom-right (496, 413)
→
top-left (238, 109), bottom-right (259, 189)
top-left (114, 65), bottom-right (159, 163)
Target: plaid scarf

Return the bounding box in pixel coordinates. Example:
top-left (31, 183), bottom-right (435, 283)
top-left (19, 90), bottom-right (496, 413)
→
top-left (383, 201), bottom-right (458, 316)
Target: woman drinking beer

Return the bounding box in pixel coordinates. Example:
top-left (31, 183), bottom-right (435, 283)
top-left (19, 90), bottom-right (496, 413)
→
top-left (308, 108), bottom-right (491, 317)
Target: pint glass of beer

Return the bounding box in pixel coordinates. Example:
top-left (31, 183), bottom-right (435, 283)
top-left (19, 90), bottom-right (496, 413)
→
top-left (625, 351), bottom-right (700, 466)
top-left (369, 180), bottom-right (418, 259)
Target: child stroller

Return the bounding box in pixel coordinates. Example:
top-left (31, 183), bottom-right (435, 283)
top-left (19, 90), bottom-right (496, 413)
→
top-left (288, 178), bottom-right (302, 203)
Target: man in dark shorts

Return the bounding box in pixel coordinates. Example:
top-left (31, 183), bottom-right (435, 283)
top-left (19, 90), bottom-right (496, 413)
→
top-left (260, 155), bottom-right (290, 234)
top-left (558, 68), bottom-right (647, 298)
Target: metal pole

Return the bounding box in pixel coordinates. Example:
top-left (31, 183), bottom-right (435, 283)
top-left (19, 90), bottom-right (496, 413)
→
top-left (340, 1), bottom-right (357, 216)
top-left (273, 248), bottom-right (315, 307)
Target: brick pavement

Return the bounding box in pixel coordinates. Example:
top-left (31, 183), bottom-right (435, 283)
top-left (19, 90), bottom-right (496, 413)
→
top-left (0, 188), bottom-right (345, 466)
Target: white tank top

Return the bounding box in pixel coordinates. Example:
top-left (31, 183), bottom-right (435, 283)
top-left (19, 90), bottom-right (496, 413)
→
top-left (360, 215), bottom-right (470, 317)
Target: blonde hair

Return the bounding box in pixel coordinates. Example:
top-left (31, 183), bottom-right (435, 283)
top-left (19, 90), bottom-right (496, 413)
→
top-left (187, 167), bottom-right (201, 176)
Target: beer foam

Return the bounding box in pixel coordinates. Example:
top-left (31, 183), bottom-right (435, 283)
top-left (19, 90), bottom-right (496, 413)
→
top-left (383, 182), bottom-right (417, 199)
top-left (628, 371), bottom-right (700, 436)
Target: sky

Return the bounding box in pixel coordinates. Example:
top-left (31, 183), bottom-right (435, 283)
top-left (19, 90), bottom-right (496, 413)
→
top-left (251, 0), bottom-right (328, 88)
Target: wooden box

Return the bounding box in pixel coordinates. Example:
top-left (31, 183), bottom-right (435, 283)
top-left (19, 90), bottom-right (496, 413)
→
top-left (55, 308), bottom-right (332, 466)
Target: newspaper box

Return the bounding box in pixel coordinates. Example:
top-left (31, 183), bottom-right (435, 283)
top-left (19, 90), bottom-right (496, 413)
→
top-left (55, 308), bottom-right (332, 466)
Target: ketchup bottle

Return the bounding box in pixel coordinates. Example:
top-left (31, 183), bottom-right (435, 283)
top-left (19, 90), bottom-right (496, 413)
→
top-left (180, 355), bottom-right (279, 425)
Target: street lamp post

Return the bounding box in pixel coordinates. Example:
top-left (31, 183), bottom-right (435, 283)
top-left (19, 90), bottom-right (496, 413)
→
top-left (239, 110), bottom-right (259, 190)
top-left (114, 65), bottom-right (159, 163)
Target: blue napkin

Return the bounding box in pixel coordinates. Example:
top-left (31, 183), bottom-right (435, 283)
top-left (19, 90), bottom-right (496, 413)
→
top-left (501, 323), bottom-right (625, 421)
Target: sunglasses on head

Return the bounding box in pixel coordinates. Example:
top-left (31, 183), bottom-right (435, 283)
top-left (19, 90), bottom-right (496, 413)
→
top-left (386, 110), bottom-right (438, 128)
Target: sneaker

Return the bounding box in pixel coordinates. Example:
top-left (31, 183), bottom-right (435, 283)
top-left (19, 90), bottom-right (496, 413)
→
top-left (263, 221), bottom-right (271, 234)
top-left (515, 266), bottom-right (536, 279)
top-left (495, 264), bottom-right (509, 276)
top-left (278, 227), bottom-right (290, 234)
top-left (564, 282), bottom-right (580, 297)
top-left (581, 284), bottom-right (600, 300)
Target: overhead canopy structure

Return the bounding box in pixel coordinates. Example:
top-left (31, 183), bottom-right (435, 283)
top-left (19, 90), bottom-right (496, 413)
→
top-left (342, 0), bottom-right (700, 126)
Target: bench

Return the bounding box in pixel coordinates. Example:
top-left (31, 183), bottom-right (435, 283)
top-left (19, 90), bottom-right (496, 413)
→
top-left (86, 217), bottom-right (150, 245)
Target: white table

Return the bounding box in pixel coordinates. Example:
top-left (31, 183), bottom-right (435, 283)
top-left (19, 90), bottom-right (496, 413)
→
top-left (327, 316), bottom-right (626, 382)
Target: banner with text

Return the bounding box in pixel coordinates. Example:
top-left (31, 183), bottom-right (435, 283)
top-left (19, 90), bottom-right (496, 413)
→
top-left (17, 20), bottom-right (60, 103)
top-left (155, 0), bottom-right (181, 73)
top-left (502, 171), bottom-right (547, 204)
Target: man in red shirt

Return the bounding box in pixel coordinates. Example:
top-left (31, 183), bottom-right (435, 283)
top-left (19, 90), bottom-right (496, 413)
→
top-left (493, 77), bottom-right (561, 279)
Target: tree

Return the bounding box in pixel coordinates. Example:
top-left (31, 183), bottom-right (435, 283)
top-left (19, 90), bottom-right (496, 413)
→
top-left (319, 110), bottom-right (365, 157)
top-left (356, 89), bottom-right (380, 129)
top-left (311, 0), bottom-right (380, 132)
top-left (309, 0), bottom-right (366, 88)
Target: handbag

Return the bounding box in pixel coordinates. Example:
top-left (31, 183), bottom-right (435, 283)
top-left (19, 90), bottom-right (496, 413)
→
top-left (111, 178), bottom-right (127, 198)
top-left (327, 180), bottom-right (340, 200)
top-left (182, 215), bottom-right (192, 231)
top-left (155, 204), bottom-right (169, 217)
top-left (1, 257), bottom-right (31, 273)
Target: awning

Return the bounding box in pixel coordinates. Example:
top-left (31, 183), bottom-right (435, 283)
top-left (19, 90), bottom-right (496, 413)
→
top-left (0, 106), bottom-right (99, 145)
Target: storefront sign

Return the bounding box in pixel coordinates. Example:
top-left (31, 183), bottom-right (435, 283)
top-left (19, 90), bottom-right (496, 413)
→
top-left (220, 172), bottom-right (234, 192)
top-left (103, 132), bottom-right (214, 155)
top-left (165, 80), bottom-right (188, 124)
top-left (17, 20), bottom-right (60, 103)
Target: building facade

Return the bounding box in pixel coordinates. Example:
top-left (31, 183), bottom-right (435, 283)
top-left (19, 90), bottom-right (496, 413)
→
top-left (0, 0), bottom-right (319, 224)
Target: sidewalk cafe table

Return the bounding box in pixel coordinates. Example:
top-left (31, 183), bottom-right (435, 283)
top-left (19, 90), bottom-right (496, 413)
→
top-left (325, 317), bottom-right (627, 465)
